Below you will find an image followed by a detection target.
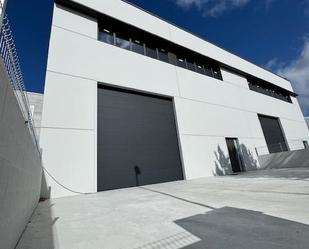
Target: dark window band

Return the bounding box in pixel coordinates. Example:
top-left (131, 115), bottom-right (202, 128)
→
top-left (248, 79), bottom-right (292, 103)
top-left (98, 15), bottom-right (222, 81)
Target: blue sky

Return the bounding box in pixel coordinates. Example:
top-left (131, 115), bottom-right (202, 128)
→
top-left (5, 0), bottom-right (309, 116)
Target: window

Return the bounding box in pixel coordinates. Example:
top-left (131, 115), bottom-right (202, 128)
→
top-left (116, 34), bottom-right (131, 50)
top-left (98, 15), bottom-right (223, 81)
top-left (98, 29), bottom-right (114, 45)
top-left (132, 39), bottom-right (145, 55)
top-left (213, 69), bottom-right (221, 80)
top-left (248, 79), bottom-right (292, 103)
top-left (177, 58), bottom-right (186, 69)
top-left (204, 65), bottom-right (213, 77)
top-left (196, 64), bottom-right (204, 74)
top-left (186, 60), bottom-right (196, 72)
top-left (158, 48), bottom-right (169, 63)
top-left (146, 45), bottom-right (158, 59)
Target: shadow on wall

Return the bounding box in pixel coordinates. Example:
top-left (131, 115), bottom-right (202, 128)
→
top-left (240, 144), bottom-right (259, 171)
top-left (213, 145), bottom-right (232, 176)
top-left (213, 144), bottom-right (259, 176)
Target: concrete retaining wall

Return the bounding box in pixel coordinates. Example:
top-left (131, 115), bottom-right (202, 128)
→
top-left (258, 149), bottom-right (309, 170)
top-left (0, 61), bottom-right (43, 249)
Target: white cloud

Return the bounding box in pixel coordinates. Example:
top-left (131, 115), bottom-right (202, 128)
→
top-left (174, 0), bottom-right (251, 17)
top-left (264, 58), bottom-right (283, 70)
top-left (267, 39), bottom-right (309, 116)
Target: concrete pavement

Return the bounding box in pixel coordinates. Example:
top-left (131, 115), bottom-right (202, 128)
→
top-left (16, 168), bottom-right (309, 249)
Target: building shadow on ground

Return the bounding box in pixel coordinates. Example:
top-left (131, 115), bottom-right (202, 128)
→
top-left (131, 206), bottom-right (309, 249)
top-left (174, 206), bottom-right (309, 249)
top-left (213, 144), bottom-right (258, 176)
top-left (132, 188), bottom-right (309, 249)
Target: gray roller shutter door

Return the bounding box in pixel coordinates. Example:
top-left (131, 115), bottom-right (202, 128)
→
top-left (97, 86), bottom-right (183, 191)
top-left (258, 115), bottom-right (288, 153)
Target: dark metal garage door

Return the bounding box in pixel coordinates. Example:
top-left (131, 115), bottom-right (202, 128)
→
top-left (97, 85), bottom-right (183, 191)
top-left (258, 114), bottom-right (288, 154)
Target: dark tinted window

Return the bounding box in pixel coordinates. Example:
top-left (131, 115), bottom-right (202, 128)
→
top-left (132, 39), bottom-right (144, 55)
top-left (98, 15), bottom-right (225, 82)
top-left (204, 65), bottom-right (213, 77)
top-left (116, 34), bottom-right (131, 50)
top-left (213, 69), bottom-right (221, 80)
top-left (177, 58), bottom-right (186, 69)
top-left (97, 15), bottom-right (295, 101)
top-left (158, 48), bottom-right (169, 63)
top-left (146, 46), bottom-right (158, 59)
top-left (187, 60), bottom-right (196, 72)
top-left (248, 80), bottom-right (292, 103)
top-left (196, 64), bottom-right (204, 74)
top-left (99, 29), bottom-right (114, 45)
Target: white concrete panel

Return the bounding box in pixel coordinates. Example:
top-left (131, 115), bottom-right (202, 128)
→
top-left (42, 72), bottom-right (96, 130)
top-left (53, 4), bottom-right (97, 39)
top-left (47, 27), bottom-right (180, 97)
top-left (291, 96), bottom-right (308, 119)
top-left (66, 0), bottom-right (292, 92)
top-left (168, 24), bottom-right (292, 91)
top-left (242, 90), bottom-right (305, 122)
top-left (180, 135), bottom-right (230, 179)
top-left (177, 69), bottom-right (245, 110)
top-left (280, 118), bottom-right (309, 141)
top-left (174, 97), bottom-right (254, 139)
top-left (241, 112), bottom-right (265, 139)
top-left (221, 68), bottom-right (249, 89)
top-left (40, 128), bottom-right (96, 198)
top-left (68, 0), bottom-right (171, 39)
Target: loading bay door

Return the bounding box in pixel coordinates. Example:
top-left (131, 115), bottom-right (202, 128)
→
top-left (97, 85), bottom-right (183, 191)
top-left (258, 114), bottom-right (288, 154)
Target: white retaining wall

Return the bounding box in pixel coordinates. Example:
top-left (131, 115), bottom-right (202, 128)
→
top-left (0, 61), bottom-right (42, 249)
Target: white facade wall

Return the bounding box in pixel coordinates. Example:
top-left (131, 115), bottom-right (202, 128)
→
top-left (41, 1), bottom-right (309, 198)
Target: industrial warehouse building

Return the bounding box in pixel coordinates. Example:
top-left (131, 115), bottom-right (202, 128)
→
top-left (40, 0), bottom-right (309, 198)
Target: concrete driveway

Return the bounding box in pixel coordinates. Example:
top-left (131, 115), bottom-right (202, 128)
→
top-left (17, 168), bottom-right (309, 249)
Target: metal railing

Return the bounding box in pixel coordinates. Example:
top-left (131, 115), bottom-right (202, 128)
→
top-left (0, 9), bottom-right (41, 154)
top-left (256, 139), bottom-right (309, 156)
